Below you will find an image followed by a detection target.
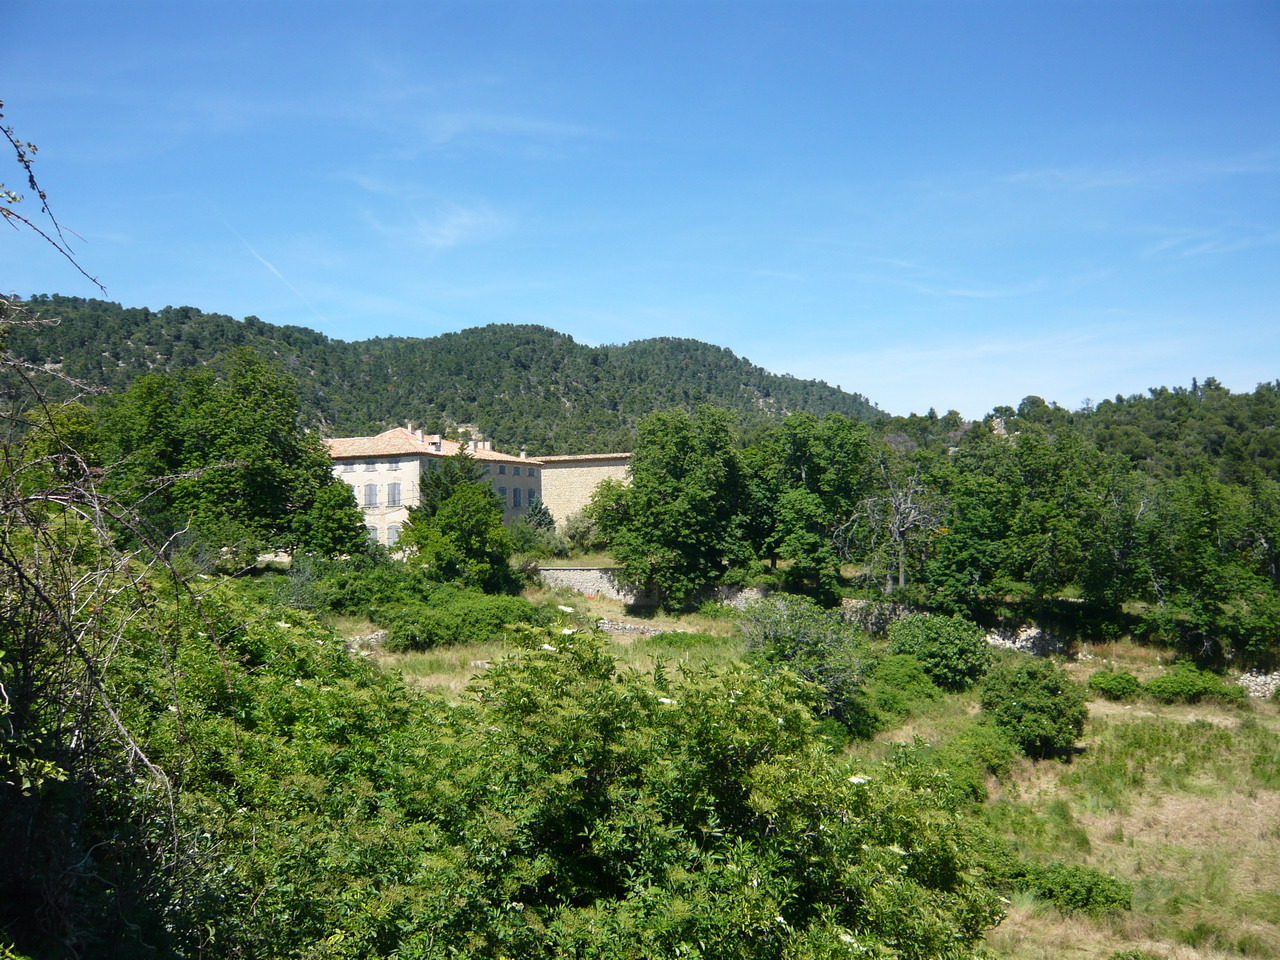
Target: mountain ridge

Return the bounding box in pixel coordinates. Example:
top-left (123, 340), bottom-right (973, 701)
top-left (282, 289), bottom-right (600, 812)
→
top-left (9, 295), bottom-right (883, 454)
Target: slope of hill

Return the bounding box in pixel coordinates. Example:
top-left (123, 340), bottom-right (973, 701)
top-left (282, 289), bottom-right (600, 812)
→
top-left (9, 295), bottom-right (883, 453)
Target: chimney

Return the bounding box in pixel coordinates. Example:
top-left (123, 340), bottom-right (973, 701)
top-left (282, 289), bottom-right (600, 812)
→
top-left (519, 448), bottom-right (528, 459)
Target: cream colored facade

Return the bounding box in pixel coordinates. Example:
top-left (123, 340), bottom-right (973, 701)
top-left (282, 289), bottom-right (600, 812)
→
top-left (537, 453), bottom-right (632, 525)
top-left (326, 427), bottom-right (543, 547)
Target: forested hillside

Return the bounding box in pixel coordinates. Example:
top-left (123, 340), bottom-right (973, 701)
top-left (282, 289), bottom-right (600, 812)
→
top-left (8, 295), bottom-right (883, 452)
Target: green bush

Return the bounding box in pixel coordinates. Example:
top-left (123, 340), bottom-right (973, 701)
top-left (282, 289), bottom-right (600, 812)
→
top-left (740, 595), bottom-right (877, 737)
top-left (1107, 951), bottom-right (1161, 960)
top-left (309, 555), bottom-right (439, 614)
top-left (1088, 669), bottom-right (1141, 701)
top-left (695, 599), bottom-right (739, 620)
top-left (380, 590), bottom-right (550, 651)
top-left (946, 723), bottom-right (1022, 781)
top-left (887, 613), bottom-right (990, 690)
top-left (980, 658), bottom-right (1088, 759)
top-left (1008, 860), bottom-right (1133, 914)
top-left (864, 653), bottom-right (941, 723)
top-left (1143, 661), bottom-right (1247, 706)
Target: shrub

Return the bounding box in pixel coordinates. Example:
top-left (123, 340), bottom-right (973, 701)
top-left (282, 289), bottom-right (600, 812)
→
top-left (1008, 861), bottom-right (1133, 914)
top-left (562, 509), bottom-right (607, 553)
top-left (1088, 669), bottom-right (1141, 701)
top-left (946, 723), bottom-right (1022, 781)
top-left (864, 653), bottom-right (941, 722)
top-left (1143, 661), bottom-right (1247, 706)
top-left (980, 658), bottom-right (1088, 759)
top-left (887, 613), bottom-right (990, 690)
top-left (1107, 952), bottom-right (1161, 960)
top-left (741, 595), bottom-right (877, 737)
top-left (695, 599), bottom-right (739, 620)
top-left (380, 590), bottom-right (550, 651)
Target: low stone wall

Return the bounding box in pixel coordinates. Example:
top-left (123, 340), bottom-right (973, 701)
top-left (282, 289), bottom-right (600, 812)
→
top-left (537, 567), bottom-right (659, 605)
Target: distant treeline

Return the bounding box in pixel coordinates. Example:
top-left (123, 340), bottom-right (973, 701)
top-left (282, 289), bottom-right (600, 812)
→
top-left (9, 295), bottom-right (883, 453)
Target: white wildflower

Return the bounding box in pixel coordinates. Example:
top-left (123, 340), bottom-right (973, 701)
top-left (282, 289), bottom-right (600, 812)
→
top-left (541, 643), bottom-right (558, 652)
top-left (294, 679), bottom-right (302, 687)
top-left (658, 697), bottom-right (677, 705)
top-left (561, 627), bottom-right (576, 635)
top-left (848, 775), bottom-right (869, 785)
top-left (557, 605), bottom-right (575, 613)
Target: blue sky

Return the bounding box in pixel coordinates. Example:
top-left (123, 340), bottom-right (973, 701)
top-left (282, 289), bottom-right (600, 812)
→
top-left (4, 0), bottom-right (1278, 418)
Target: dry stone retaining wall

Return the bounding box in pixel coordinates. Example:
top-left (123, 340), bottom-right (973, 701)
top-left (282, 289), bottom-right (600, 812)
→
top-left (537, 567), bottom-right (659, 605)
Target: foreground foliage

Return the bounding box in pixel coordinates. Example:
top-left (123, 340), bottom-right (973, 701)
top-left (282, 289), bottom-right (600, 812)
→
top-left (4, 585), bottom-right (1007, 958)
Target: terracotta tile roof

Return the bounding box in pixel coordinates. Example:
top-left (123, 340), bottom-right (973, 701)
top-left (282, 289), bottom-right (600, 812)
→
top-left (325, 427), bottom-right (542, 464)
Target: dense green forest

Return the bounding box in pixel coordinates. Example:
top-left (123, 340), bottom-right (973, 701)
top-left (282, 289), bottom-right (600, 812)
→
top-left (590, 401), bottom-right (1280, 667)
top-left (7, 295), bottom-right (883, 453)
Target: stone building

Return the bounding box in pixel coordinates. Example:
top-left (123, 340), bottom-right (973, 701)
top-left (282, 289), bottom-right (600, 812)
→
top-left (325, 427), bottom-right (632, 547)
top-left (325, 427), bottom-right (542, 547)
top-left (536, 453), bottom-right (632, 525)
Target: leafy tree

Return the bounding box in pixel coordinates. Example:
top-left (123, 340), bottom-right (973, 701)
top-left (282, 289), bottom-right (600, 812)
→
top-left (291, 480), bottom-right (370, 557)
top-left (757, 413), bottom-right (875, 594)
top-left (609, 407), bottom-right (755, 607)
top-left (95, 347), bottom-right (357, 555)
top-left (401, 483), bottom-right (515, 592)
top-left (437, 630), bottom-right (1003, 958)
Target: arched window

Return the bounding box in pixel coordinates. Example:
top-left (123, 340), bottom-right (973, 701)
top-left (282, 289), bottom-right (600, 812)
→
top-left (365, 525), bottom-right (378, 542)
top-left (387, 524), bottom-right (401, 546)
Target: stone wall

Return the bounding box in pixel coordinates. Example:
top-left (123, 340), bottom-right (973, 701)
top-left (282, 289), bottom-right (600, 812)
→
top-left (538, 566), bottom-right (659, 605)
top-left (537, 454), bottom-right (631, 525)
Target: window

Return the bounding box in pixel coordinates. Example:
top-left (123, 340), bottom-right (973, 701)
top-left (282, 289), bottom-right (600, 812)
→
top-left (364, 460), bottom-right (377, 472)
top-left (342, 462), bottom-right (355, 473)
top-left (497, 486), bottom-right (507, 505)
top-left (366, 525), bottom-right (378, 542)
top-left (387, 524), bottom-right (401, 546)
top-left (528, 488), bottom-right (537, 505)
top-left (498, 464), bottom-right (507, 475)
top-left (513, 465), bottom-right (521, 477)
top-left (387, 482), bottom-right (401, 507)
top-left (527, 468), bottom-right (536, 478)
top-left (388, 458), bottom-right (400, 471)
top-left (363, 483), bottom-right (378, 507)
top-left (513, 488), bottom-right (522, 509)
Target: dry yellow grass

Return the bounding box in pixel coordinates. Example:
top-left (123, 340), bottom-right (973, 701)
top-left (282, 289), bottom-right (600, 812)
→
top-left (986, 695), bottom-right (1280, 960)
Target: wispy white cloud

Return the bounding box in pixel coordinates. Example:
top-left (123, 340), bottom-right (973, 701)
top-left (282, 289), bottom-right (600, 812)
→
top-left (1142, 225), bottom-right (1280, 259)
top-left (1000, 148), bottom-right (1280, 192)
top-left (216, 213), bottom-right (329, 325)
top-left (363, 203), bottom-right (512, 250)
top-left (426, 112), bottom-right (597, 146)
